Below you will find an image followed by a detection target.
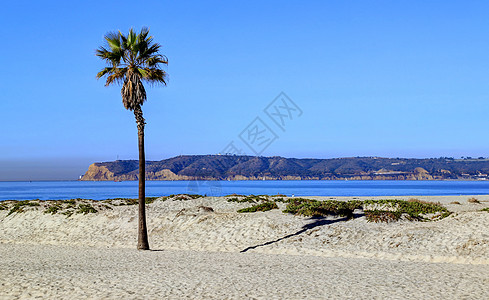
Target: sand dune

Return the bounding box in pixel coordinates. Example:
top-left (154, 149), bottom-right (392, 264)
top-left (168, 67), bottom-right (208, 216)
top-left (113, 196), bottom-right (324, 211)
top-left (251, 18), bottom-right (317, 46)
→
top-left (1, 195), bottom-right (489, 298)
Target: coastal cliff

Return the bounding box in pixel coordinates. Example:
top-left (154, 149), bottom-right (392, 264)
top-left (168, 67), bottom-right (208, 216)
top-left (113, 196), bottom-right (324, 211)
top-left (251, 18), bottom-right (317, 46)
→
top-left (80, 155), bottom-right (489, 181)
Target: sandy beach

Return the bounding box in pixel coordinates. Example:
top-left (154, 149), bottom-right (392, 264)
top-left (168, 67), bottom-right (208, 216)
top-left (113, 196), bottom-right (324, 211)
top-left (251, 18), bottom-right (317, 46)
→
top-left (1, 195), bottom-right (489, 299)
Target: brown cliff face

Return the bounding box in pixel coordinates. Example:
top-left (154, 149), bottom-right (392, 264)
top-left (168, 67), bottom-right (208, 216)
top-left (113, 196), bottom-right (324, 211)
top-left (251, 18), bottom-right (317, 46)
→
top-left (81, 164), bottom-right (118, 181)
top-left (81, 164), bottom-right (192, 181)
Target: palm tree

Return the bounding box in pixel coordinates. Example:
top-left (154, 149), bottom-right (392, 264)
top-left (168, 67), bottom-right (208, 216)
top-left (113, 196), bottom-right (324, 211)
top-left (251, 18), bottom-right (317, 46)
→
top-left (96, 27), bottom-right (168, 250)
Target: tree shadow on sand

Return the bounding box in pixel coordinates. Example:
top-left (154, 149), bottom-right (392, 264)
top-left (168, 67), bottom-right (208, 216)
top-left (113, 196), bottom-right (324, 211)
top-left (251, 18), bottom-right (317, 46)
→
top-left (240, 212), bottom-right (364, 253)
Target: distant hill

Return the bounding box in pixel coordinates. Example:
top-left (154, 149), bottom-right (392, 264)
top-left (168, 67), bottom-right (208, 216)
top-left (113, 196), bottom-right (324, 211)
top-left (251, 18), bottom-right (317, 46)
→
top-left (80, 155), bottom-right (489, 181)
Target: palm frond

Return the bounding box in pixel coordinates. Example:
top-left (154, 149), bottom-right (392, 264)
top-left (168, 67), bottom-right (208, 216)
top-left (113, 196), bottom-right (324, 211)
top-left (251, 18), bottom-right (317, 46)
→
top-left (96, 67), bottom-right (112, 79)
top-left (139, 27), bottom-right (150, 42)
top-left (104, 31), bottom-right (121, 51)
top-left (145, 55), bottom-right (168, 67)
top-left (105, 67), bottom-right (127, 86)
top-left (140, 68), bottom-right (167, 85)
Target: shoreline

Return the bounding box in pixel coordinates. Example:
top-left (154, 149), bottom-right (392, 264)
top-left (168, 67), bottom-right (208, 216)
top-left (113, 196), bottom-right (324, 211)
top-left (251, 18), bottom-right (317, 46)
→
top-left (3, 178), bottom-right (489, 182)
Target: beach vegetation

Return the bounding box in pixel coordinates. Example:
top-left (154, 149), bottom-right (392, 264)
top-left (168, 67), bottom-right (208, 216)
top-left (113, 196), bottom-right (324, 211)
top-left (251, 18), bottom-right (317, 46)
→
top-left (283, 198), bottom-right (362, 219)
top-left (171, 194), bottom-right (203, 200)
top-left (77, 204), bottom-right (98, 215)
top-left (363, 199), bottom-right (450, 222)
top-left (278, 198), bottom-right (449, 222)
top-left (468, 197), bottom-right (481, 204)
top-left (96, 27), bottom-right (168, 250)
top-left (44, 205), bottom-right (62, 215)
top-left (7, 200), bottom-right (40, 216)
top-left (272, 197), bottom-right (286, 202)
top-left (61, 210), bottom-right (74, 218)
top-left (227, 195), bottom-right (269, 203)
top-left (105, 196), bottom-right (162, 206)
top-left (481, 207), bottom-right (489, 212)
top-left (237, 202), bottom-right (278, 213)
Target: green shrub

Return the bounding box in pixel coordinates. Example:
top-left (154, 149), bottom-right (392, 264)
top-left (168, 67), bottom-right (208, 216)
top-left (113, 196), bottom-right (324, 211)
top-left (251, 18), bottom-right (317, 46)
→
top-left (283, 198), bottom-right (362, 219)
top-left (62, 210), bottom-right (74, 218)
top-left (7, 201), bottom-right (41, 216)
top-left (363, 210), bottom-right (401, 223)
top-left (145, 197), bottom-right (158, 204)
top-left (273, 197), bottom-right (287, 202)
top-left (228, 195), bottom-right (268, 203)
top-left (363, 199), bottom-right (450, 222)
top-left (77, 204), bottom-right (97, 214)
top-left (238, 201), bottom-right (278, 213)
top-left (0, 203), bottom-right (7, 210)
top-left (106, 197), bottom-right (159, 205)
top-left (171, 194), bottom-right (203, 200)
top-left (44, 205), bottom-right (61, 215)
top-left (481, 207), bottom-right (489, 212)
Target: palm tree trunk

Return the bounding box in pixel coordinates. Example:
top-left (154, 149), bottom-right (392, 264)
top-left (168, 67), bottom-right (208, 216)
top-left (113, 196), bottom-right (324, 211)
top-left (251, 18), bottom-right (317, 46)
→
top-left (134, 106), bottom-right (150, 250)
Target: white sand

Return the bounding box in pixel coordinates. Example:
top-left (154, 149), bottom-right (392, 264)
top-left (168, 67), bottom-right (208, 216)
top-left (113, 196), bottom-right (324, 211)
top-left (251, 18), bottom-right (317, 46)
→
top-left (1, 195), bottom-right (489, 299)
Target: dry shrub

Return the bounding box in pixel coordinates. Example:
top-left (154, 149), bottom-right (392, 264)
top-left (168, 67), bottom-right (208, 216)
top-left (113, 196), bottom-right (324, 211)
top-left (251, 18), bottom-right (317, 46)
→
top-left (450, 201), bottom-right (461, 205)
top-left (408, 198), bottom-right (438, 205)
top-left (468, 197), bottom-right (481, 204)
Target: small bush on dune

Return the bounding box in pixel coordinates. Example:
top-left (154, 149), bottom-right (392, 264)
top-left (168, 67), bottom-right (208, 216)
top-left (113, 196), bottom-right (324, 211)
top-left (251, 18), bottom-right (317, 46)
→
top-left (171, 194), bottom-right (203, 200)
top-left (363, 210), bottom-right (400, 223)
top-left (77, 204), bottom-right (97, 214)
top-left (363, 199), bottom-right (450, 222)
top-left (468, 197), bottom-right (481, 204)
top-left (283, 198), bottom-right (362, 219)
top-left (272, 197), bottom-right (286, 202)
top-left (227, 195), bottom-right (268, 203)
top-left (44, 205), bottom-right (61, 215)
top-left (106, 197), bottom-right (161, 205)
top-left (145, 197), bottom-right (159, 204)
top-left (407, 198), bottom-right (433, 205)
top-left (481, 207), bottom-right (489, 212)
top-left (7, 200), bottom-right (40, 216)
top-left (450, 201), bottom-right (461, 205)
top-left (237, 201), bottom-right (278, 213)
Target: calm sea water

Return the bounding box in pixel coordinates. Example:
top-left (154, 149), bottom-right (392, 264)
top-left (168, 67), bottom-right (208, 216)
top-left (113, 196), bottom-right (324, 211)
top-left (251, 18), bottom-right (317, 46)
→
top-left (1, 180), bottom-right (489, 200)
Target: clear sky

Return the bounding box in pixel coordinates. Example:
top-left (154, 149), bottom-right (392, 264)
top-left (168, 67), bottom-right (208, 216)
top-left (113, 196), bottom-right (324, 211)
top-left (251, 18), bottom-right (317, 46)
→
top-left (1, 0), bottom-right (489, 180)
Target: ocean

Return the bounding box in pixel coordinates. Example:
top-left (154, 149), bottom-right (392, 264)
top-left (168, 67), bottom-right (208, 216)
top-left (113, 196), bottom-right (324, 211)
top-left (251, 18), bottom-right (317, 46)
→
top-left (1, 180), bottom-right (489, 200)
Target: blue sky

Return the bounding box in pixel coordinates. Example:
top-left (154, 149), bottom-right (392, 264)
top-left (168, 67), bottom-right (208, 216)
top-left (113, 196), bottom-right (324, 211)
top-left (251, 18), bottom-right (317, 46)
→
top-left (1, 0), bottom-right (489, 180)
